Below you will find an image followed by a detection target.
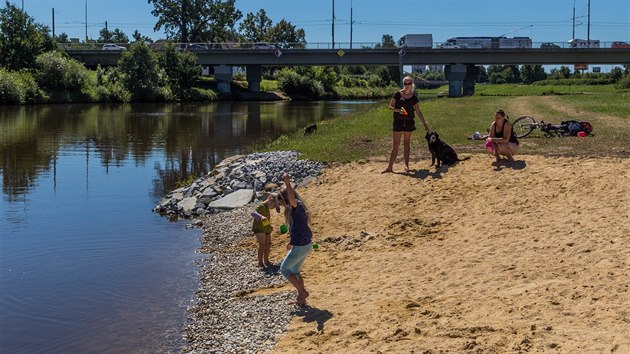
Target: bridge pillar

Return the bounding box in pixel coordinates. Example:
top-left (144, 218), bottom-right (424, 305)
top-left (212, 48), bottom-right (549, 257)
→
top-left (246, 65), bottom-right (262, 92)
top-left (214, 65), bottom-right (232, 94)
top-left (463, 64), bottom-right (480, 96)
top-left (444, 64), bottom-right (467, 97)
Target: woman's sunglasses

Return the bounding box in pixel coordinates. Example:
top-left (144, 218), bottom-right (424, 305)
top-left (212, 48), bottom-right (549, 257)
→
top-left (403, 82), bottom-right (412, 85)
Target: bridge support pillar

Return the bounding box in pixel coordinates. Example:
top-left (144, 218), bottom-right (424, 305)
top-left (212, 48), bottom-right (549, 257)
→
top-left (444, 64), bottom-right (467, 97)
top-left (214, 65), bottom-right (232, 94)
top-left (246, 65), bottom-right (262, 92)
top-left (463, 64), bottom-right (480, 96)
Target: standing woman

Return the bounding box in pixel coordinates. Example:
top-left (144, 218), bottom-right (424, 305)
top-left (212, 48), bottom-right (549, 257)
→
top-left (278, 172), bottom-right (313, 305)
top-left (487, 109), bottom-right (519, 163)
top-left (383, 76), bottom-right (430, 173)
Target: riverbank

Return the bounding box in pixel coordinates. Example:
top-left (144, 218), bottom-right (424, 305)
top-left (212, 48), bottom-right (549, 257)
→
top-left (180, 90), bottom-right (629, 352)
top-left (185, 153), bottom-right (629, 353)
top-left (268, 154), bottom-right (629, 353)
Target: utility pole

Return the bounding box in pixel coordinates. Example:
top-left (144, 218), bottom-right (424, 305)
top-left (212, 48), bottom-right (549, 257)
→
top-left (85, 0), bottom-right (88, 43)
top-left (572, 0), bottom-right (576, 39)
top-left (350, 0), bottom-right (353, 49)
top-left (332, 0), bottom-right (335, 49)
top-left (587, 0), bottom-right (591, 45)
top-left (52, 8), bottom-right (55, 39)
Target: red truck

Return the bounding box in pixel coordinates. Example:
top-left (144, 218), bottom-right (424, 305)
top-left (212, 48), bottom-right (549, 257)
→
top-left (611, 41), bottom-right (630, 48)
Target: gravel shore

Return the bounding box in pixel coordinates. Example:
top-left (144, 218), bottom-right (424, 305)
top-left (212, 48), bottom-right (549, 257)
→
top-left (183, 206), bottom-right (295, 354)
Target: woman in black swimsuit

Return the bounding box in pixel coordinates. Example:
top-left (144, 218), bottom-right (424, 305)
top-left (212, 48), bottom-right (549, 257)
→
top-left (487, 109), bottom-right (519, 163)
top-left (383, 76), bottom-right (430, 173)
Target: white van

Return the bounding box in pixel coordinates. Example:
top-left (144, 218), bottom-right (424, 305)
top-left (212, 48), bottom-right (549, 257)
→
top-left (568, 39), bottom-right (600, 48)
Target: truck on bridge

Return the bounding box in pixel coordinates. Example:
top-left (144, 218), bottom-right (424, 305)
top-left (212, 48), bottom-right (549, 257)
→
top-left (568, 39), bottom-right (600, 48)
top-left (441, 36), bottom-right (532, 49)
top-left (399, 34), bottom-right (433, 49)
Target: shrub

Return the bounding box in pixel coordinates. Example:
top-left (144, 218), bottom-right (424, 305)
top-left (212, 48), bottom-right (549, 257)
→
top-left (158, 43), bottom-right (200, 97)
top-left (276, 69), bottom-right (324, 99)
top-left (232, 71), bottom-right (246, 81)
top-left (118, 42), bottom-right (164, 101)
top-left (533, 78), bottom-right (614, 86)
top-left (34, 51), bottom-right (90, 90)
top-left (616, 74), bottom-right (630, 89)
top-left (181, 87), bottom-right (217, 101)
top-left (0, 68), bottom-right (40, 104)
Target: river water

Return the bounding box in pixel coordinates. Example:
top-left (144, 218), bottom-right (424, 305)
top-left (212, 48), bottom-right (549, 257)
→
top-left (0, 100), bottom-right (378, 353)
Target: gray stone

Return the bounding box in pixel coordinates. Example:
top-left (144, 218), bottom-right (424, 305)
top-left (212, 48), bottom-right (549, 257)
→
top-left (178, 197), bottom-right (198, 213)
top-left (171, 192), bottom-right (184, 202)
top-left (208, 189), bottom-right (254, 209)
top-left (198, 188), bottom-right (218, 203)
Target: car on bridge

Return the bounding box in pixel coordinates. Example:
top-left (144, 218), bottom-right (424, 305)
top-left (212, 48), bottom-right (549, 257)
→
top-left (436, 42), bottom-right (463, 49)
top-left (540, 42), bottom-right (561, 49)
top-left (102, 43), bottom-right (126, 51)
top-left (253, 43), bottom-right (276, 49)
top-left (175, 43), bottom-right (209, 51)
top-left (611, 41), bottom-right (630, 48)
top-left (187, 43), bottom-right (209, 51)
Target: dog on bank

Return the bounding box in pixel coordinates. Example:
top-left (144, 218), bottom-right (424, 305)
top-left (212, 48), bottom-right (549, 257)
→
top-left (304, 123), bottom-right (318, 136)
top-left (425, 131), bottom-right (469, 167)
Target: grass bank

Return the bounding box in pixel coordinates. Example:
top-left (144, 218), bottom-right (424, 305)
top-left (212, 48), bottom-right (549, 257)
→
top-left (264, 84), bottom-right (630, 162)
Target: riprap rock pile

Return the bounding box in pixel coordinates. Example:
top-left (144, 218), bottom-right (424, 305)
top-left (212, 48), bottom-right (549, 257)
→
top-left (154, 151), bottom-right (324, 218)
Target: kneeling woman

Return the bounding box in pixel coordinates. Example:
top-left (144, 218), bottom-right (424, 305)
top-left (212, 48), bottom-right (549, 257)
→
top-left (278, 172), bottom-right (313, 305)
top-left (487, 109), bottom-right (519, 162)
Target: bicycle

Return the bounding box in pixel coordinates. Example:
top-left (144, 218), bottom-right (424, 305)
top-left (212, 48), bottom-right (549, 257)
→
top-left (512, 115), bottom-right (593, 138)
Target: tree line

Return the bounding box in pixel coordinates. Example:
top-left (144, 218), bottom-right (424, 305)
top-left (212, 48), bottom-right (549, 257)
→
top-left (2, 0), bottom-right (629, 105)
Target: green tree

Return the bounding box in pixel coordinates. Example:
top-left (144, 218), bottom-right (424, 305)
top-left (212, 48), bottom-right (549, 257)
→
top-left (503, 65), bottom-right (520, 83)
top-left (610, 67), bottom-right (623, 81)
top-left (132, 30), bottom-right (153, 43)
top-left (477, 65), bottom-right (488, 83)
top-left (118, 42), bottom-right (164, 100)
top-left (520, 65), bottom-right (546, 84)
top-left (111, 29), bottom-right (129, 43)
top-left (267, 19), bottom-right (306, 48)
top-left (148, 0), bottom-right (242, 42)
top-left (0, 1), bottom-right (53, 70)
top-left (239, 9), bottom-right (272, 43)
top-left (158, 43), bottom-right (200, 95)
top-left (55, 32), bottom-right (69, 43)
top-left (34, 51), bottom-right (90, 90)
top-left (98, 27), bottom-right (113, 43)
top-left (559, 66), bottom-right (571, 78)
top-left (375, 34), bottom-right (396, 48)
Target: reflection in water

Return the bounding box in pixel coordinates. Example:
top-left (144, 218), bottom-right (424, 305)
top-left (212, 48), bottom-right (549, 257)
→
top-left (1, 101), bottom-right (377, 201)
top-left (0, 100), bottom-right (377, 353)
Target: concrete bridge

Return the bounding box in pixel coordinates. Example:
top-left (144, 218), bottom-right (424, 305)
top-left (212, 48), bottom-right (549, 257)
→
top-left (67, 48), bottom-right (630, 97)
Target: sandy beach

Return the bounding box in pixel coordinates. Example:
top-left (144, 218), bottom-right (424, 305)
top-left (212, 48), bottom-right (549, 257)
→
top-left (252, 153), bottom-right (630, 353)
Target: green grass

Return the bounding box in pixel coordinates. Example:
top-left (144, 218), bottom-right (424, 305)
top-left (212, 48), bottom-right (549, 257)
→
top-left (264, 85), bottom-right (630, 162)
top-left (475, 83), bottom-right (619, 96)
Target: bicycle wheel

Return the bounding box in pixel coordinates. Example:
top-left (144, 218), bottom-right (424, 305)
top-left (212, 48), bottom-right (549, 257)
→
top-left (512, 116), bottom-right (536, 138)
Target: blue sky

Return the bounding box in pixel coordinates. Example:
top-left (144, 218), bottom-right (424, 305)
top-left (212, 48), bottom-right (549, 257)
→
top-left (7, 0), bottom-right (629, 45)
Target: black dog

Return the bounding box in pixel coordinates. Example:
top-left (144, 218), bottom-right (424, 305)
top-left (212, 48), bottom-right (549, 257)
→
top-left (304, 123), bottom-right (318, 136)
top-left (425, 132), bottom-right (468, 167)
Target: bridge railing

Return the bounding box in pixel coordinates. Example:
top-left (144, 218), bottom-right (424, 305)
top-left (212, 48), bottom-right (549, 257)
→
top-left (57, 40), bottom-right (630, 51)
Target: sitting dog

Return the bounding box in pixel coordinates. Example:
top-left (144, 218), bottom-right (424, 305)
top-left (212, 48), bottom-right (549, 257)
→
top-left (304, 123), bottom-right (318, 136)
top-left (425, 132), bottom-right (468, 167)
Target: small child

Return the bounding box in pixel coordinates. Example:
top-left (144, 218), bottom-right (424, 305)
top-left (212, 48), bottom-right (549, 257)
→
top-left (251, 193), bottom-right (280, 268)
top-left (278, 173), bottom-right (313, 305)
